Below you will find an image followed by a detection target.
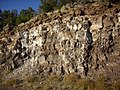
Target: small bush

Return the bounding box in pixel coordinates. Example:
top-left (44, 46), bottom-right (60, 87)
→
top-left (63, 73), bottom-right (80, 85)
top-left (88, 80), bottom-right (96, 90)
top-left (42, 74), bottom-right (62, 90)
top-left (25, 75), bottom-right (38, 83)
top-left (95, 75), bottom-right (109, 90)
top-left (112, 80), bottom-right (120, 90)
top-left (63, 73), bottom-right (89, 90)
top-left (3, 78), bottom-right (17, 86)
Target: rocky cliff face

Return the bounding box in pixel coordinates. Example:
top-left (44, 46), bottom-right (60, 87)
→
top-left (0, 2), bottom-right (120, 80)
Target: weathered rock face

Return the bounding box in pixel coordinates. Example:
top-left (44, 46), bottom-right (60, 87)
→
top-left (0, 3), bottom-right (120, 79)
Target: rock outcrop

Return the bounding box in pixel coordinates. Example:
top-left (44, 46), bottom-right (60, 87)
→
top-left (0, 2), bottom-right (120, 81)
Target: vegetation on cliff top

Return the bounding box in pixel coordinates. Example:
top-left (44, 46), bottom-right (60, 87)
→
top-left (0, 0), bottom-right (120, 32)
top-left (0, 7), bottom-right (37, 31)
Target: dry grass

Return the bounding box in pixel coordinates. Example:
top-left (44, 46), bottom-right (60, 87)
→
top-left (1, 73), bottom-right (120, 90)
top-left (3, 78), bottom-right (17, 87)
top-left (112, 80), bottom-right (120, 90)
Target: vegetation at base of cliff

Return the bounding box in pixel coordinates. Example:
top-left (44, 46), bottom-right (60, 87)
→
top-left (1, 73), bottom-right (120, 90)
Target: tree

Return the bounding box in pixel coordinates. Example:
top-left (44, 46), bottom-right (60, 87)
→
top-left (0, 9), bottom-right (3, 31)
top-left (26, 7), bottom-right (35, 19)
top-left (12, 9), bottom-right (18, 17)
top-left (16, 16), bottom-right (22, 25)
top-left (26, 7), bottom-right (34, 13)
top-left (19, 9), bottom-right (27, 23)
top-left (0, 7), bottom-right (36, 32)
top-left (0, 9), bottom-right (3, 21)
top-left (39, 0), bottom-right (78, 13)
top-left (40, 0), bottom-right (57, 12)
top-left (0, 9), bottom-right (2, 14)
